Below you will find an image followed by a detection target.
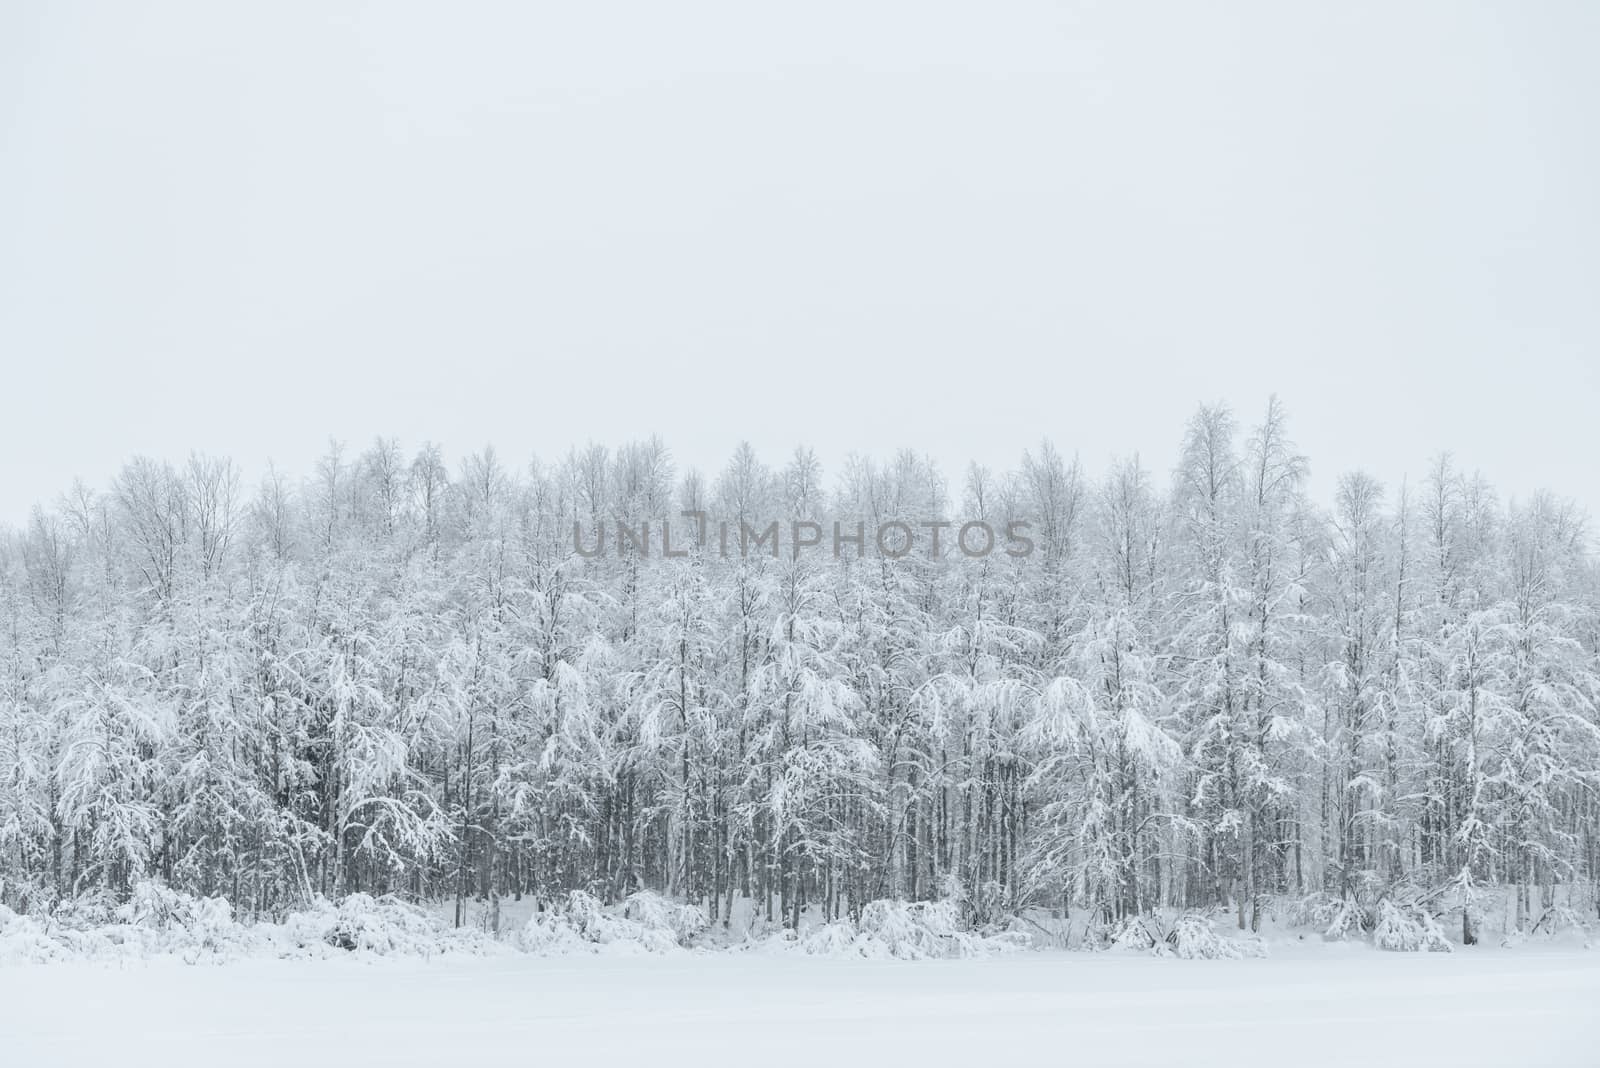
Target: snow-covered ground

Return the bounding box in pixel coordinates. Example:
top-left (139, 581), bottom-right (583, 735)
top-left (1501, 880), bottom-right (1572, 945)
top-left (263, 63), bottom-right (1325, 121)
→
top-left (3, 945), bottom-right (1596, 1067)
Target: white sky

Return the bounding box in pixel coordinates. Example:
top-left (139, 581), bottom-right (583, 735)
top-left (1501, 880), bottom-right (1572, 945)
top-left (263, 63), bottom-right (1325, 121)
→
top-left (2, 1), bottom-right (1596, 524)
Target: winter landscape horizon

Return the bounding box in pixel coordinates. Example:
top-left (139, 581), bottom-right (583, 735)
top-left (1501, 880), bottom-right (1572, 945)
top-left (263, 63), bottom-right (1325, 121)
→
top-left (5, 0), bottom-right (1599, 1064)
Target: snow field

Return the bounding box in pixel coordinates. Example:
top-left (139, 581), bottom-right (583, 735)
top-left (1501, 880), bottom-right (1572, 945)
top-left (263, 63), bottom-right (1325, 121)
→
top-left (3, 946), bottom-right (1596, 1068)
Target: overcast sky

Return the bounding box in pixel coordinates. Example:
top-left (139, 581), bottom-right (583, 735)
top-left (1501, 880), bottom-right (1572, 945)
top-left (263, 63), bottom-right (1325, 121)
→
top-left (2, 1), bottom-right (1596, 525)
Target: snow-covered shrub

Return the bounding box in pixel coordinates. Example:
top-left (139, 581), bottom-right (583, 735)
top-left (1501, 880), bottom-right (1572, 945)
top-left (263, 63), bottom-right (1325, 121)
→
top-left (13, 888), bottom-right (497, 961)
top-left (796, 920), bottom-right (876, 957)
top-left (1, 881), bottom-right (262, 963)
top-left (282, 893), bottom-right (491, 958)
top-left (1287, 892), bottom-right (1344, 932)
top-left (948, 877), bottom-right (1011, 931)
top-left (516, 890), bottom-right (702, 955)
top-left (1316, 871), bottom-right (1396, 940)
top-left (786, 899), bottom-right (1024, 960)
top-left (1163, 914), bottom-right (1267, 960)
top-left (110, 880), bottom-right (258, 960)
top-left (1081, 911), bottom-right (1268, 959)
top-left (1104, 915), bottom-right (1164, 953)
top-left (51, 889), bottom-right (120, 931)
top-left (862, 899), bottom-right (965, 958)
top-left (516, 893), bottom-right (601, 955)
top-left (0, 904), bottom-right (135, 965)
top-left (622, 890), bottom-right (709, 945)
top-left (0, 903), bottom-right (72, 964)
top-left (1372, 900), bottom-right (1452, 953)
top-left (1321, 899), bottom-right (1368, 942)
top-left (1003, 909), bottom-right (1076, 951)
top-left (121, 881), bottom-right (248, 952)
top-left (1526, 904), bottom-right (1589, 941)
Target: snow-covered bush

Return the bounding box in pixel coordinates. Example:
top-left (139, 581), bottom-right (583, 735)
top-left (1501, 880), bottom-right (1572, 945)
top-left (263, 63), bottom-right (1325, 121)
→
top-left (115, 880), bottom-right (254, 960)
top-left (861, 899), bottom-right (968, 958)
top-left (790, 921), bottom-right (863, 956)
top-left (51, 889), bottom-right (120, 931)
top-left (1104, 914), bottom-right (1164, 953)
top-left (949, 877), bottom-right (1011, 931)
top-left (1321, 899), bottom-right (1368, 942)
top-left (1003, 909), bottom-right (1079, 951)
top-left (1526, 904), bottom-right (1590, 941)
top-left (282, 893), bottom-right (494, 958)
top-left (516, 890), bottom-right (704, 955)
top-left (787, 899), bottom-right (1024, 960)
top-left (23, 882), bottom-right (498, 962)
top-left (0, 904), bottom-right (73, 964)
top-left (1097, 912), bottom-right (1267, 960)
top-left (1162, 914), bottom-right (1268, 960)
top-left (321, 894), bottom-right (441, 955)
top-left (1287, 892), bottom-right (1344, 932)
top-left (0, 881), bottom-right (263, 963)
top-left (622, 890), bottom-right (709, 945)
top-left (1372, 900), bottom-right (1452, 953)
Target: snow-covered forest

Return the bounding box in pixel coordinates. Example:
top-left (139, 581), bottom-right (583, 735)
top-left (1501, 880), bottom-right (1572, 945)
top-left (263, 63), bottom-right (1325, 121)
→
top-left (2, 399), bottom-right (1597, 943)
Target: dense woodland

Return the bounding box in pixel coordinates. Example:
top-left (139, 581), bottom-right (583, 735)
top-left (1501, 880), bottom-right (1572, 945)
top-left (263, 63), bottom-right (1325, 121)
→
top-left (2, 400), bottom-right (1597, 939)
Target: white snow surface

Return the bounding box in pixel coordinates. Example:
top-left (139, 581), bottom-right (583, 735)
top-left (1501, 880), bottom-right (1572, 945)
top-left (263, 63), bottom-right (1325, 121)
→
top-left (3, 945), bottom-right (1596, 1067)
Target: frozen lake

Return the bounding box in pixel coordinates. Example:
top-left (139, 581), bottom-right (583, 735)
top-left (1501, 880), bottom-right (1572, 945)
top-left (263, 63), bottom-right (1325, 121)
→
top-left (3, 946), bottom-right (1596, 1067)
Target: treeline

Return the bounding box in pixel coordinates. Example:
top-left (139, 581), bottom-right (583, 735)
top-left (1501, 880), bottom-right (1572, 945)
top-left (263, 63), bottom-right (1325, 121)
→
top-left (1, 400), bottom-right (1597, 936)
